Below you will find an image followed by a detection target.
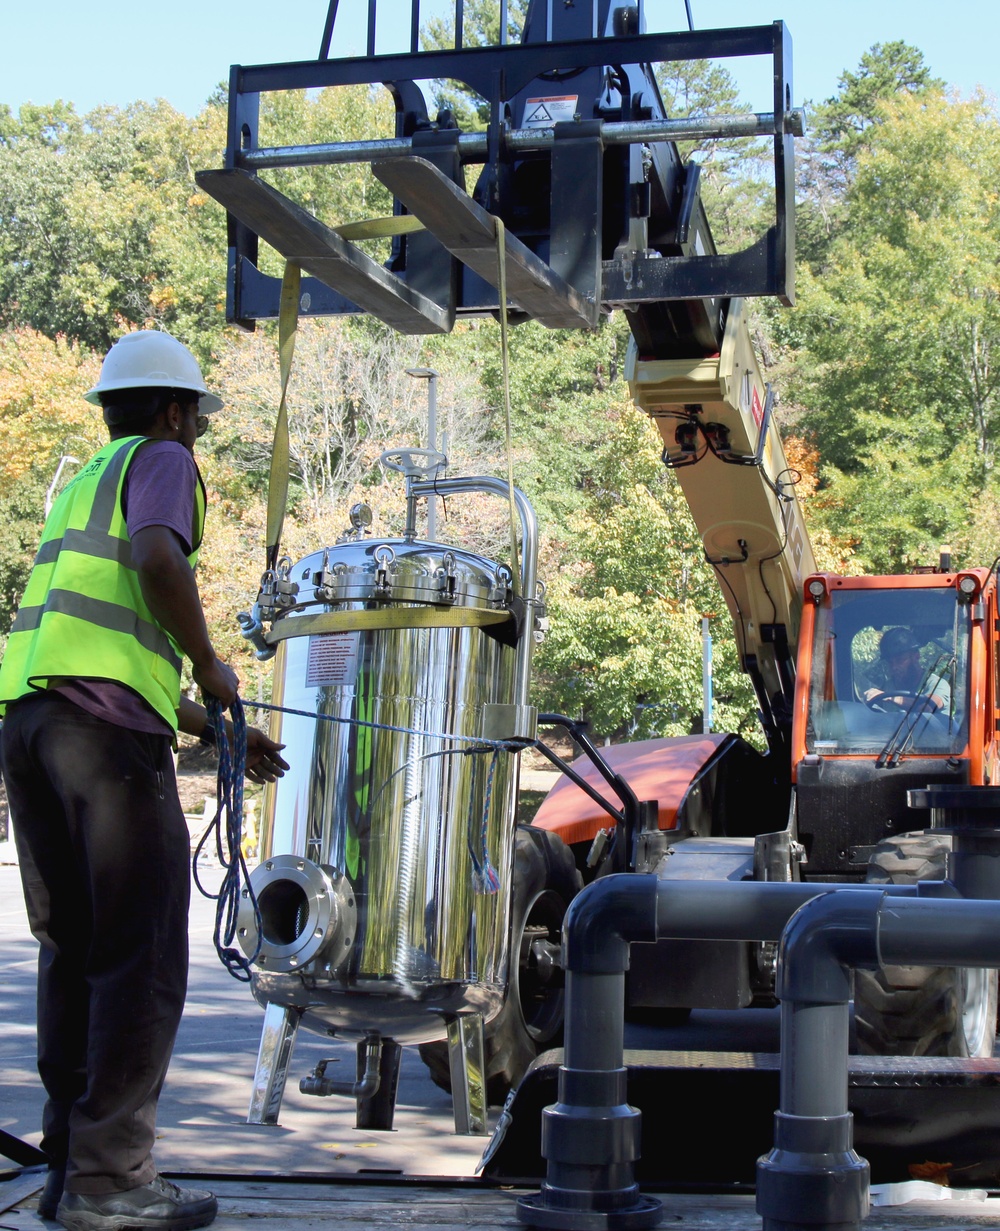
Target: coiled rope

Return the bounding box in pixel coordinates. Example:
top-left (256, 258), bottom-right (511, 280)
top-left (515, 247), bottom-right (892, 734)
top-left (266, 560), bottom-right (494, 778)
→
top-left (193, 695), bottom-right (261, 981)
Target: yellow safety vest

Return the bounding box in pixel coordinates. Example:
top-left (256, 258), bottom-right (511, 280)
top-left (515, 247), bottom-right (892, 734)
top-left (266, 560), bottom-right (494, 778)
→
top-left (0, 436), bottom-right (206, 731)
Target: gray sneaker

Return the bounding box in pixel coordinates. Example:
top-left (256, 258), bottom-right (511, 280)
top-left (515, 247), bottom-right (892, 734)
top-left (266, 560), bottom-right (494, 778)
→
top-left (56, 1176), bottom-right (217, 1231)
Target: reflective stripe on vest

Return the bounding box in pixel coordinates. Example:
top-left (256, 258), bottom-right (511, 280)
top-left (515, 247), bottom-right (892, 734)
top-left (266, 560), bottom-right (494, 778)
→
top-left (0, 436), bottom-right (206, 730)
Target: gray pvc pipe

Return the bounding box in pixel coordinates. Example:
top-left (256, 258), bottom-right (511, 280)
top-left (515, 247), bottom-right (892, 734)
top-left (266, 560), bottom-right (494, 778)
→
top-left (563, 971), bottom-right (625, 1072)
top-left (775, 890), bottom-right (1000, 1122)
top-left (652, 878), bottom-right (920, 949)
top-left (877, 896), bottom-right (1000, 966)
top-left (546, 871), bottom-right (1000, 1231)
top-left (561, 875), bottom-right (923, 978)
top-left (781, 1002), bottom-right (850, 1117)
top-left (774, 890), bottom-right (884, 1120)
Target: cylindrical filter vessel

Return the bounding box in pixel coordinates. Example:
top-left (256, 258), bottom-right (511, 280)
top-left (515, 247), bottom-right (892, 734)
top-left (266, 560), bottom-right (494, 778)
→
top-left (239, 536), bottom-right (523, 1044)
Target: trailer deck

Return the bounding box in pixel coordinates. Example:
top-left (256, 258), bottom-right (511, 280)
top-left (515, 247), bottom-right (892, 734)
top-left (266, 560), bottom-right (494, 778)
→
top-left (5, 870), bottom-right (1000, 1230)
top-left (5, 1173), bottom-right (1000, 1230)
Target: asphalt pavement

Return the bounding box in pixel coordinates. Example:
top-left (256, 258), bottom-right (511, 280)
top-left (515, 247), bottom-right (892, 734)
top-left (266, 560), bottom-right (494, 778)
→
top-left (0, 860), bottom-right (495, 1180)
top-left (0, 846), bottom-right (783, 1183)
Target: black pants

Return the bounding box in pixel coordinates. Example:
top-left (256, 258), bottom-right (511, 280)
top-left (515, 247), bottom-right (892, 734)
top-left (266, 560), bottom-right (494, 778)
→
top-left (2, 691), bottom-right (190, 1194)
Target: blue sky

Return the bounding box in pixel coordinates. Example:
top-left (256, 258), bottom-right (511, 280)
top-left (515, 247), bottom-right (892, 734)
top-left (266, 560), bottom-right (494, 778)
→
top-left (3, 0), bottom-right (996, 119)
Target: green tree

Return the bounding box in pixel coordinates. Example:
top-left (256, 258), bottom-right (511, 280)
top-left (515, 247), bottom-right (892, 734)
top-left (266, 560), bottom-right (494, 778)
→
top-left (0, 328), bottom-right (106, 636)
top-left (0, 99), bottom-right (230, 360)
top-left (532, 402), bottom-right (759, 742)
top-left (797, 42), bottom-right (943, 267)
top-left (441, 313), bottom-right (631, 531)
top-left (0, 328), bottom-right (104, 488)
top-left (253, 85), bottom-right (397, 272)
top-left (789, 90), bottom-right (1000, 570)
top-left (0, 472), bottom-right (48, 645)
top-left (810, 42), bottom-right (944, 187)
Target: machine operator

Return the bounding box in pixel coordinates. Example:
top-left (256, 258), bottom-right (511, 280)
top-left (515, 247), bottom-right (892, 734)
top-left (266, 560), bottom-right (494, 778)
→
top-left (864, 626), bottom-right (951, 713)
top-left (0, 331), bottom-right (289, 1231)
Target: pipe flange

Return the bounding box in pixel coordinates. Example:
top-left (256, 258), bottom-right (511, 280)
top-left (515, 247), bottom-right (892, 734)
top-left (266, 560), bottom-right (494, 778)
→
top-left (237, 854), bottom-right (357, 973)
top-left (909, 785), bottom-right (1000, 832)
top-left (516, 1192), bottom-right (662, 1230)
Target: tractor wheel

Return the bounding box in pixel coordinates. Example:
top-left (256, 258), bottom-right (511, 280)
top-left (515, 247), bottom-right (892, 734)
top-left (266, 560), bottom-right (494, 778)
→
top-left (854, 832), bottom-right (998, 1058)
top-left (419, 824), bottom-right (583, 1105)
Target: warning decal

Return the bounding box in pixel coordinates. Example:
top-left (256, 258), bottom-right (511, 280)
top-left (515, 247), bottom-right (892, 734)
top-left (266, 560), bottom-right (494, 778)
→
top-left (307, 632), bottom-right (361, 688)
top-left (751, 384), bottom-right (764, 429)
top-left (522, 95), bottom-right (578, 127)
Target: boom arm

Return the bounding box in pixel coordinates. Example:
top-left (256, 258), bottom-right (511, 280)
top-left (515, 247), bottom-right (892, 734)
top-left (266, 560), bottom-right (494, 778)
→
top-left (628, 300), bottom-right (815, 752)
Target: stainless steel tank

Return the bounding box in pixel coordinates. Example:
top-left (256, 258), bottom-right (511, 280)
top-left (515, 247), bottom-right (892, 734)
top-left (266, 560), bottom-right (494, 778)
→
top-left (238, 515), bottom-right (534, 1045)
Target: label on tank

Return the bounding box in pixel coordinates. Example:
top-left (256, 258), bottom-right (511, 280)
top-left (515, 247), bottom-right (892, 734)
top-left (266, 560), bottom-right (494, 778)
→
top-left (306, 632), bottom-right (361, 687)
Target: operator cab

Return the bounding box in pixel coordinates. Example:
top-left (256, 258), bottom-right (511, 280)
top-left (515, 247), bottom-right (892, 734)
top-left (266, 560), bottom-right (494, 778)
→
top-left (805, 586), bottom-right (968, 760)
top-left (790, 572), bottom-right (994, 880)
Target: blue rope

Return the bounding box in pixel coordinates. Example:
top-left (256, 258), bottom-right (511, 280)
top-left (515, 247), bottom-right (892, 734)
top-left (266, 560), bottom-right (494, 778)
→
top-left (193, 696), bottom-right (261, 981)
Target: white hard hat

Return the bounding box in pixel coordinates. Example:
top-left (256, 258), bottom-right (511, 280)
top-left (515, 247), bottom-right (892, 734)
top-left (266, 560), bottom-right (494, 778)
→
top-left (84, 330), bottom-right (223, 414)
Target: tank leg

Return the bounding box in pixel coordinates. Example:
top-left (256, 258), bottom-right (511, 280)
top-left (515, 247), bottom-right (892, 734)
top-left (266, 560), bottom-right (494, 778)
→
top-left (447, 1014), bottom-right (488, 1135)
top-left (247, 1002), bottom-right (300, 1125)
top-left (356, 1037), bottom-right (403, 1131)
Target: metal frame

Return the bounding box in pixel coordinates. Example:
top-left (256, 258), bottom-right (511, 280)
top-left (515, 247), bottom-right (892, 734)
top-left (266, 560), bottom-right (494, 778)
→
top-left (209, 19), bottom-right (796, 329)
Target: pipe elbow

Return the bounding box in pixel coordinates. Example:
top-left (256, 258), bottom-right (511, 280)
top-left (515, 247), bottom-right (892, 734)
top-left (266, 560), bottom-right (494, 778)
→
top-left (776, 889), bottom-right (885, 1004)
top-left (562, 873), bottom-right (658, 973)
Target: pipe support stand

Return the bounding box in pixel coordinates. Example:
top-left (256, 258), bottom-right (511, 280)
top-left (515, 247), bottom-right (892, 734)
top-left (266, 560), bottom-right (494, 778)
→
top-left (516, 1193), bottom-right (662, 1231)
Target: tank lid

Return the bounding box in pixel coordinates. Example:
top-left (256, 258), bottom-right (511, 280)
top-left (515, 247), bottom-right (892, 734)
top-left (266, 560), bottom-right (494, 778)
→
top-left (291, 539), bottom-right (515, 613)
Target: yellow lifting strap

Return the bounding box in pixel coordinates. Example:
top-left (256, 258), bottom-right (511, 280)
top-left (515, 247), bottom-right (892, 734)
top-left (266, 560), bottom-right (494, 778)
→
top-left (264, 218), bottom-right (426, 570)
top-left (265, 261), bottom-right (301, 572)
top-left (265, 605), bottom-right (512, 645)
top-left (264, 213), bottom-right (520, 590)
top-left (334, 215), bottom-right (426, 241)
top-left (495, 218), bottom-right (521, 597)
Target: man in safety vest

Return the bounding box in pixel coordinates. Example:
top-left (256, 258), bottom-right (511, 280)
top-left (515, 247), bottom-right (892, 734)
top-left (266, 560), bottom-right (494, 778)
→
top-left (0, 331), bottom-right (288, 1231)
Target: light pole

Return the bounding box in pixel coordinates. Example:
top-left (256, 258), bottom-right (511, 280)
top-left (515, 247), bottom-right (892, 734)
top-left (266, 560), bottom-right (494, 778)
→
top-left (405, 366), bottom-right (443, 540)
top-left (45, 455), bottom-right (80, 515)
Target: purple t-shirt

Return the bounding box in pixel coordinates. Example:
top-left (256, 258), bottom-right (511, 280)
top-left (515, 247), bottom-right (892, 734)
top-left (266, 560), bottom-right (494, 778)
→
top-left (54, 441), bottom-right (201, 734)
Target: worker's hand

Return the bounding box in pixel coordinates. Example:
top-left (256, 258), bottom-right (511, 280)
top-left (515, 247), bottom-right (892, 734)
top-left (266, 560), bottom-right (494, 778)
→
top-left (193, 655), bottom-right (239, 707)
top-left (245, 729), bottom-right (290, 785)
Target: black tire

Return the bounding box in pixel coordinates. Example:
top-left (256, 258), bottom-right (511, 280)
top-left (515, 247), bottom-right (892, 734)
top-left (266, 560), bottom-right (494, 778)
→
top-left (419, 824), bottom-right (583, 1105)
top-left (854, 832), bottom-right (998, 1058)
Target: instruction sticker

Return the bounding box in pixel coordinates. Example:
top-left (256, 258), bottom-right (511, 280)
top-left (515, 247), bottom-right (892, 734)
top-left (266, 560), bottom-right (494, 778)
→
top-left (306, 632), bottom-right (361, 688)
top-left (522, 96), bottom-right (578, 127)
